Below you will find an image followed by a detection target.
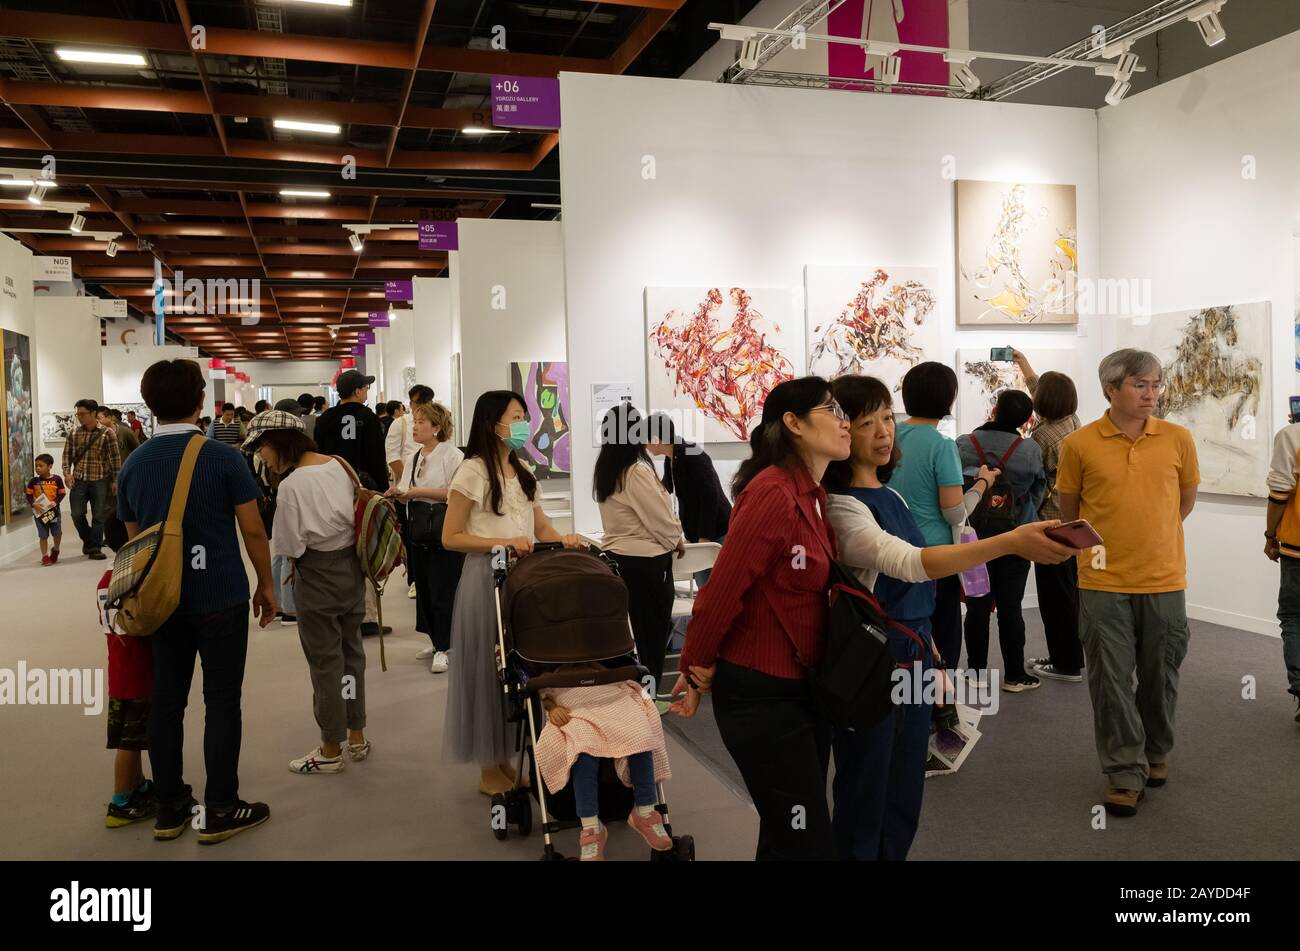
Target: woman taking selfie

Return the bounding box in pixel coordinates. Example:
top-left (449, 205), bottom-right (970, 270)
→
top-left (441, 390), bottom-right (583, 797)
top-left (822, 375), bottom-right (1077, 861)
top-left (669, 376), bottom-right (850, 861)
top-left (244, 410), bottom-right (371, 775)
top-left (387, 401), bottom-right (463, 674)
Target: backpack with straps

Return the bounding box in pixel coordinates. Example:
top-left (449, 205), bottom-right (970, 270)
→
top-left (967, 432), bottom-right (1024, 539)
top-left (332, 456), bottom-right (406, 671)
top-left (107, 433), bottom-right (205, 636)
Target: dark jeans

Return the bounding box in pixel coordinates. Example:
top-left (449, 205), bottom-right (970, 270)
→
top-left (930, 574), bottom-right (962, 669)
top-left (712, 660), bottom-right (834, 861)
top-left (572, 751), bottom-right (656, 817)
top-left (68, 478), bottom-right (109, 553)
top-left (1277, 557), bottom-right (1300, 697)
top-left (831, 619), bottom-right (932, 861)
top-left (608, 550), bottom-right (674, 693)
top-left (411, 542), bottom-right (464, 652)
top-left (963, 553), bottom-right (1032, 677)
top-left (148, 603), bottom-right (250, 812)
top-left (1035, 557), bottom-right (1084, 674)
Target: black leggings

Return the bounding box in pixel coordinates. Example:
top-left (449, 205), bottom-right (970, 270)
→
top-left (411, 543), bottom-right (464, 652)
top-left (608, 550), bottom-right (674, 691)
top-left (712, 660), bottom-right (834, 861)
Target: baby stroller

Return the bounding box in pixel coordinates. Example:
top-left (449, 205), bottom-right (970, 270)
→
top-left (490, 541), bottom-right (695, 862)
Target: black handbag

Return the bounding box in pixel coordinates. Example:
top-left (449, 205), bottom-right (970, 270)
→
top-left (406, 449), bottom-right (446, 547)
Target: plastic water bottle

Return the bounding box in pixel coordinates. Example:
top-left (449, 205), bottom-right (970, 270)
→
top-left (957, 527), bottom-right (991, 598)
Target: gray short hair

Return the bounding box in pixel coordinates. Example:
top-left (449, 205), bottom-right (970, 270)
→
top-left (1098, 348), bottom-right (1161, 401)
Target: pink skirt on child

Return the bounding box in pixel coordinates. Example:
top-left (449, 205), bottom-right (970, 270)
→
top-left (534, 680), bottom-right (671, 794)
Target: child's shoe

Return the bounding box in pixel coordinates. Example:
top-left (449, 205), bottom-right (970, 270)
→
top-left (40, 555), bottom-right (51, 566)
top-left (627, 806), bottom-right (673, 851)
top-left (105, 783), bottom-right (159, 828)
top-left (578, 821), bottom-right (607, 861)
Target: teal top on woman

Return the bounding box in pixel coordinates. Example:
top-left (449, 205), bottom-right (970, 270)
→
top-left (889, 421), bottom-right (964, 548)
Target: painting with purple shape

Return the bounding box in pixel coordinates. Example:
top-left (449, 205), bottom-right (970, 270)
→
top-left (509, 361), bottom-right (570, 478)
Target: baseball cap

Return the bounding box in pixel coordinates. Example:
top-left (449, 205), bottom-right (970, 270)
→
top-left (337, 369), bottom-right (375, 398)
top-left (242, 409), bottom-right (305, 450)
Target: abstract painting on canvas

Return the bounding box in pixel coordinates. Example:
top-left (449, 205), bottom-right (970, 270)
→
top-left (806, 265), bottom-right (941, 394)
top-left (956, 180), bottom-right (1078, 326)
top-left (1118, 302), bottom-right (1271, 497)
top-left (645, 286), bottom-right (797, 443)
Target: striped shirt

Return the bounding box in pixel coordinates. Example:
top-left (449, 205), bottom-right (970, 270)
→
top-left (63, 424), bottom-right (121, 483)
top-left (678, 463), bottom-right (838, 680)
top-left (208, 418), bottom-right (244, 447)
top-left (1026, 373), bottom-right (1080, 521)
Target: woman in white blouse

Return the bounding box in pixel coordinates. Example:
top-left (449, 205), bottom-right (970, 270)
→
top-left (245, 410), bottom-right (372, 776)
top-left (441, 390), bottom-right (583, 797)
top-left (820, 375), bottom-right (1076, 862)
top-left (386, 401), bottom-right (463, 674)
top-left (594, 403), bottom-right (684, 691)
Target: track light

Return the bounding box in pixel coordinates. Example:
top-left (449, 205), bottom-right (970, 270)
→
top-left (69, 213), bottom-right (85, 233)
top-left (349, 233), bottom-right (364, 253)
top-left (738, 36), bottom-right (762, 71)
top-left (105, 239), bottom-right (118, 257)
top-left (1113, 51), bottom-right (1139, 83)
top-left (1105, 79), bottom-right (1131, 106)
top-left (26, 185), bottom-right (43, 205)
top-left (1187, 1), bottom-right (1227, 47)
top-left (865, 43), bottom-right (902, 85)
top-left (954, 64), bottom-right (980, 93)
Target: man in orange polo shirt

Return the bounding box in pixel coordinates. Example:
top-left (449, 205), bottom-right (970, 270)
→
top-left (1056, 348), bottom-right (1200, 818)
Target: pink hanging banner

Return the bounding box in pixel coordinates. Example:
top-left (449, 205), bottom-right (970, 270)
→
top-left (827, 0), bottom-right (950, 88)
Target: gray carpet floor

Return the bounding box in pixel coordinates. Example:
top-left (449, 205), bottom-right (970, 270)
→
top-left (0, 552), bottom-right (758, 861)
top-left (664, 611), bottom-right (1300, 860)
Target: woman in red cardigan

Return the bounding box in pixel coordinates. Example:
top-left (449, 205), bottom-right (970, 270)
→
top-left (670, 377), bottom-right (851, 860)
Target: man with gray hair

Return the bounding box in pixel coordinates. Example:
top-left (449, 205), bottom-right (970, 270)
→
top-left (1056, 348), bottom-right (1200, 818)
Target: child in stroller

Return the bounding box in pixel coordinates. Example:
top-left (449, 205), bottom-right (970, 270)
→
top-left (536, 662), bottom-right (672, 861)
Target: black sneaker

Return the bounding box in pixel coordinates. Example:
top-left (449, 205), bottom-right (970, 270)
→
top-left (87, 549), bottom-right (107, 561)
top-left (1002, 673), bottom-right (1041, 693)
top-left (105, 783), bottom-right (159, 829)
top-left (154, 792), bottom-right (199, 841)
top-left (1293, 695), bottom-right (1300, 725)
top-left (197, 800), bottom-right (270, 845)
top-left (360, 623), bottom-right (392, 637)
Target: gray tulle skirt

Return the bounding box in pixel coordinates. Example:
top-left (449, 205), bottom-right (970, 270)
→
top-left (442, 552), bottom-right (511, 767)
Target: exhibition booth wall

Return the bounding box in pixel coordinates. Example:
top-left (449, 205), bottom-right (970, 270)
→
top-left (33, 297), bottom-right (104, 474)
top-left (0, 233), bottom-right (37, 565)
top-left (559, 70), bottom-right (1105, 566)
top-left (412, 276), bottom-right (453, 410)
top-left (1098, 28), bottom-right (1300, 634)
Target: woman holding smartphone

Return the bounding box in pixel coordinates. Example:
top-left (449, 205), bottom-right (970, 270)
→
top-left (823, 375), bottom-right (1077, 860)
top-left (441, 390), bottom-right (583, 797)
top-left (1013, 350), bottom-right (1086, 683)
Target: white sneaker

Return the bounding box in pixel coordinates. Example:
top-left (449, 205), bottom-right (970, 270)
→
top-left (345, 739), bottom-right (372, 761)
top-left (415, 646), bottom-right (435, 661)
top-left (431, 651), bottom-right (450, 674)
top-left (963, 669), bottom-right (989, 690)
top-left (289, 747), bottom-right (345, 774)
top-left (407, 584), bottom-right (417, 599)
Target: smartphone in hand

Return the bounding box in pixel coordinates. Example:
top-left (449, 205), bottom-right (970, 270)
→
top-left (991, 347), bottom-right (1014, 362)
top-left (1045, 519), bottom-right (1104, 549)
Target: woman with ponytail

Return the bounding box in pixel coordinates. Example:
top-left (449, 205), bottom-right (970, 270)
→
top-left (668, 377), bottom-right (851, 860)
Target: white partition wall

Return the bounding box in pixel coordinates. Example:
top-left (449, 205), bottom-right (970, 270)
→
top-left (0, 233), bottom-right (36, 564)
top-left (412, 276), bottom-right (452, 406)
top-left (33, 297), bottom-right (103, 473)
top-left (559, 71), bottom-right (1103, 536)
top-left (1099, 29), bottom-right (1300, 635)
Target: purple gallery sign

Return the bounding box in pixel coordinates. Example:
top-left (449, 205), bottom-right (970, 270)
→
top-left (384, 279), bottom-right (413, 302)
top-left (368, 311), bottom-right (390, 328)
top-left (352, 344), bottom-right (364, 356)
top-left (418, 221), bottom-right (458, 251)
top-left (357, 330), bottom-right (376, 345)
top-left (490, 75), bottom-right (560, 130)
